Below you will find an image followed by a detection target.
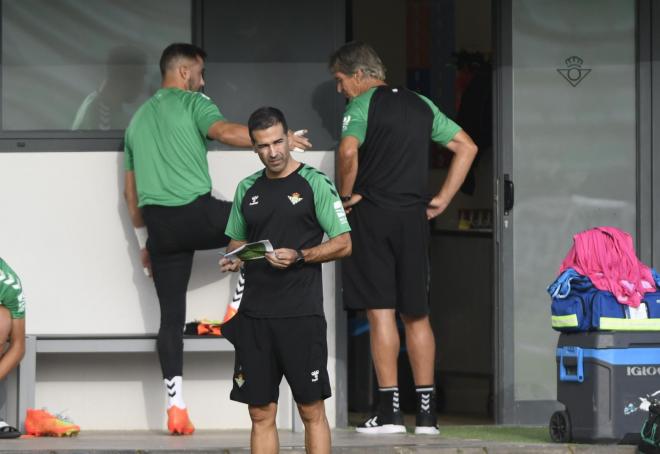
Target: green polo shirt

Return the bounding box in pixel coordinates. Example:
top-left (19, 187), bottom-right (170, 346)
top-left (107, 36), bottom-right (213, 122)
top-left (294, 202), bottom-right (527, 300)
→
top-left (341, 87), bottom-right (461, 146)
top-left (124, 88), bottom-right (225, 207)
top-left (0, 258), bottom-right (25, 319)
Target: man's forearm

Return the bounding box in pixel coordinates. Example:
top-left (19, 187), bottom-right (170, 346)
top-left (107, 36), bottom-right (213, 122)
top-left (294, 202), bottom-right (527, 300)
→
top-left (227, 239), bottom-right (247, 253)
top-left (128, 204), bottom-right (146, 229)
top-left (337, 138), bottom-right (359, 196)
top-left (301, 233), bottom-right (351, 264)
top-left (208, 121), bottom-right (252, 148)
top-left (434, 147), bottom-right (476, 203)
top-left (124, 171), bottom-right (146, 228)
top-left (433, 131), bottom-right (478, 204)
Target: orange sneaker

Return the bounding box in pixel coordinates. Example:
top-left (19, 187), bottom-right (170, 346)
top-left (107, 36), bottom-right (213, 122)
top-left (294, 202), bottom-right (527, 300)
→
top-left (24, 408), bottom-right (80, 437)
top-left (167, 406), bottom-right (195, 435)
top-left (223, 304), bottom-right (238, 323)
top-left (219, 305), bottom-right (239, 336)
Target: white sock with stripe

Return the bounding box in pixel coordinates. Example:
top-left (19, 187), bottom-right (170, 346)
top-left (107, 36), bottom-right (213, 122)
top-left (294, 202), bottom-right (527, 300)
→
top-left (164, 376), bottom-right (186, 409)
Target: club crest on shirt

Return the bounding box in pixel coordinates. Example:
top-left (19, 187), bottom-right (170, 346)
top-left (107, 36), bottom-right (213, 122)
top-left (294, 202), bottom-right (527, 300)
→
top-left (234, 371), bottom-right (245, 388)
top-left (288, 192), bottom-right (303, 205)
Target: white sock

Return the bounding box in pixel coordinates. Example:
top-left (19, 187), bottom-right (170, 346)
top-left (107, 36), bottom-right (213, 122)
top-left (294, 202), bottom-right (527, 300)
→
top-left (164, 376), bottom-right (186, 409)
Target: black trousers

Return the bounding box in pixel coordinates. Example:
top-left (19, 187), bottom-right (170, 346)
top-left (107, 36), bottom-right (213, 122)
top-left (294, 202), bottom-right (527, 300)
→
top-left (142, 193), bottom-right (232, 378)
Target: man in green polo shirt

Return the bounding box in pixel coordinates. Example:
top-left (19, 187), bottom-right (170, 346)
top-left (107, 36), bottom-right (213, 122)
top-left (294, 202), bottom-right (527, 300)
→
top-left (330, 41), bottom-right (478, 435)
top-left (123, 43), bottom-right (311, 435)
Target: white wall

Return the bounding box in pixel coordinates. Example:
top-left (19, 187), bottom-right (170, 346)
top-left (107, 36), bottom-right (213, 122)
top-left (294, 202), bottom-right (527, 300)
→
top-left (0, 150), bottom-right (337, 430)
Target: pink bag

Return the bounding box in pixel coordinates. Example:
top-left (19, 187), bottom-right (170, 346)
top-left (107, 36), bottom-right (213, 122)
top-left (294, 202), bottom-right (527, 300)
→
top-left (559, 226), bottom-right (655, 307)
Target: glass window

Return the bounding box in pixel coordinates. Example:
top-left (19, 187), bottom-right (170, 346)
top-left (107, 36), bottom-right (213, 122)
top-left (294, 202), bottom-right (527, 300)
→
top-left (201, 0), bottom-right (345, 151)
top-left (511, 0), bottom-right (636, 403)
top-left (1, 0), bottom-right (190, 134)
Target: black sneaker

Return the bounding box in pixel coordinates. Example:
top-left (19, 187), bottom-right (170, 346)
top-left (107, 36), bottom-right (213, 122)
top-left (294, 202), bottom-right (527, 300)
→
top-left (414, 411), bottom-right (439, 435)
top-left (414, 387), bottom-right (440, 435)
top-left (356, 411), bottom-right (406, 434)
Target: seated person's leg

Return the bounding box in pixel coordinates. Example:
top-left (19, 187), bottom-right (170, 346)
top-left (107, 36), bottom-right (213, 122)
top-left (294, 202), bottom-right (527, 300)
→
top-left (0, 306), bottom-right (11, 353)
top-left (0, 306), bottom-right (24, 380)
top-left (0, 306), bottom-right (22, 438)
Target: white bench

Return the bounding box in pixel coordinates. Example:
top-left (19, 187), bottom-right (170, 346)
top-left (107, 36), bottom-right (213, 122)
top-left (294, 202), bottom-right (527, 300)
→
top-left (16, 334), bottom-right (233, 431)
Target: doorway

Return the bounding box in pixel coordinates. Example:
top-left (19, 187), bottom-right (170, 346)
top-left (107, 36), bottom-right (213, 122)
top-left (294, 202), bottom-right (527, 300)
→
top-left (345, 0), bottom-right (495, 426)
top-left (495, 0), bottom-right (641, 424)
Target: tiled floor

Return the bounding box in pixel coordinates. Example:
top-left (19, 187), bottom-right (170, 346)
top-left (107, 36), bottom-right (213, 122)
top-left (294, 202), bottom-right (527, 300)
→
top-left (0, 428), bottom-right (639, 453)
top-left (0, 413), bottom-right (638, 453)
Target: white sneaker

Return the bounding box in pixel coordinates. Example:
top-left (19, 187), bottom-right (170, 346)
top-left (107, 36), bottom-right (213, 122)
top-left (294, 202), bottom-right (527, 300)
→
top-left (414, 425), bottom-right (440, 435)
top-left (356, 414), bottom-right (406, 434)
top-left (414, 411), bottom-right (440, 435)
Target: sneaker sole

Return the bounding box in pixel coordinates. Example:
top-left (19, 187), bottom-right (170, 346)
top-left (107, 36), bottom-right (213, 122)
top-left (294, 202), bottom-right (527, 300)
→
top-left (169, 428), bottom-right (195, 436)
top-left (414, 426), bottom-right (440, 435)
top-left (57, 430), bottom-right (80, 437)
top-left (27, 430), bottom-right (79, 437)
top-left (356, 424), bottom-right (407, 434)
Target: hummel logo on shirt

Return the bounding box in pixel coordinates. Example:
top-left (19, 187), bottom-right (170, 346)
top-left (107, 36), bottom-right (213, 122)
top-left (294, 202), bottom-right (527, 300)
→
top-left (311, 370), bottom-right (319, 382)
top-left (249, 195), bottom-right (259, 206)
top-left (288, 192), bottom-right (303, 205)
top-left (17, 293), bottom-right (25, 314)
top-left (342, 115), bottom-right (351, 132)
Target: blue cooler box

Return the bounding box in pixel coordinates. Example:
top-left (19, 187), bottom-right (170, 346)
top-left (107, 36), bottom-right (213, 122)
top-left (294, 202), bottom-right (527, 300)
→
top-left (552, 331), bottom-right (660, 444)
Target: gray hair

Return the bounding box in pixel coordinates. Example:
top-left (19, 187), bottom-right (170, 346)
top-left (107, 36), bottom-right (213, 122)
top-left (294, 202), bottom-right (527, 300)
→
top-left (329, 41), bottom-right (386, 81)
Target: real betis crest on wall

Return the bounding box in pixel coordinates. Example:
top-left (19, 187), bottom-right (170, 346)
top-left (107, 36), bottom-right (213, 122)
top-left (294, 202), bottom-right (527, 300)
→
top-left (557, 56), bottom-right (591, 87)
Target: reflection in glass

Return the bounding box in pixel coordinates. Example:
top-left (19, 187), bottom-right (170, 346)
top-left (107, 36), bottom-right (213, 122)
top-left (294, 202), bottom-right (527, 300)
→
top-left (511, 0), bottom-right (636, 402)
top-left (71, 46), bottom-right (147, 130)
top-left (201, 0), bottom-right (343, 150)
top-left (1, 0), bottom-right (190, 131)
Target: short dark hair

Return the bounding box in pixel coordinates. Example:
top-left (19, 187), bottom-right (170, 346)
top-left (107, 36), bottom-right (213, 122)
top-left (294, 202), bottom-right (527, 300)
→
top-left (159, 43), bottom-right (207, 77)
top-left (247, 107), bottom-right (289, 143)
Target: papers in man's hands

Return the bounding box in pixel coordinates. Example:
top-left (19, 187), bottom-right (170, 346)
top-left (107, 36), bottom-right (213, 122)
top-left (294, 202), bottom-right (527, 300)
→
top-left (223, 240), bottom-right (273, 262)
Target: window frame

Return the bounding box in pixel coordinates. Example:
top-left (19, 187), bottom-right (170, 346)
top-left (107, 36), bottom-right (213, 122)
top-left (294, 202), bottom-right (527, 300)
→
top-left (0, 0), bottom-right (200, 152)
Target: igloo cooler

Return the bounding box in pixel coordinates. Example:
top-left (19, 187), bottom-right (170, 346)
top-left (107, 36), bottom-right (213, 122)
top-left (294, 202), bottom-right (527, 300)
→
top-left (551, 331), bottom-right (660, 444)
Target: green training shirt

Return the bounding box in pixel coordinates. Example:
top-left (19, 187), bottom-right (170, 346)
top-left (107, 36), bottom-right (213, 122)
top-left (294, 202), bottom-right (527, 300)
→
top-left (225, 163), bottom-right (351, 317)
top-left (124, 88), bottom-right (226, 207)
top-left (341, 87), bottom-right (461, 146)
top-left (0, 258), bottom-right (26, 319)
top-left (340, 86), bottom-right (462, 208)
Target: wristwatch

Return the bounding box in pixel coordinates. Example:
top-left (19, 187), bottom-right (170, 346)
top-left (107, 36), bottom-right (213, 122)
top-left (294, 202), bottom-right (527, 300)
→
top-left (295, 249), bottom-right (305, 264)
top-left (340, 195), bottom-right (352, 202)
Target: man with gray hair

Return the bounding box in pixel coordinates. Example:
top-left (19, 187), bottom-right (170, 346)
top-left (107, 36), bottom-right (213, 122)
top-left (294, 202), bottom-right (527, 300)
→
top-left (330, 41), bottom-right (478, 435)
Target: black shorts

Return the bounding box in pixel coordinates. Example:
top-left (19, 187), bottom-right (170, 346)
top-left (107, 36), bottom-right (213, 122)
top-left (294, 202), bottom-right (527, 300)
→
top-left (341, 197), bottom-right (430, 316)
top-left (221, 312), bottom-right (331, 406)
top-left (142, 192), bottom-right (232, 254)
